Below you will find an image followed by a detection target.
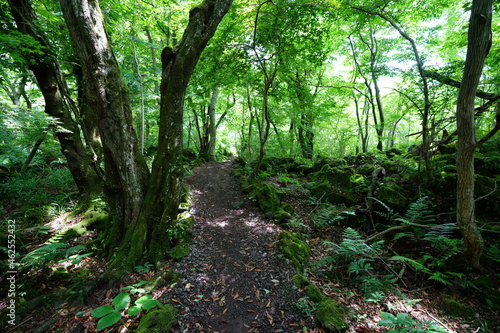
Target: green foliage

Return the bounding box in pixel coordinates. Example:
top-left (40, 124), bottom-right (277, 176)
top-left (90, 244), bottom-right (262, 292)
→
top-left (20, 242), bottom-right (91, 270)
top-left (294, 297), bottom-right (316, 317)
top-left (134, 262), bottom-right (154, 273)
top-left (320, 228), bottom-right (393, 300)
top-left (91, 283), bottom-right (161, 330)
top-left (378, 312), bottom-right (447, 332)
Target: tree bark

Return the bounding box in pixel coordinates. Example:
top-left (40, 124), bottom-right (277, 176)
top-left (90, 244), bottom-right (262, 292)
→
top-left (121, 0), bottom-right (233, 268)
top-left (456, 0), bottom-right (493, 269)
top-left (60, 0), bottom-right (151, 261)
top-left (208, 85), bottom-right (219, 159)
top-left (8, 0), bottom-right (103, 202)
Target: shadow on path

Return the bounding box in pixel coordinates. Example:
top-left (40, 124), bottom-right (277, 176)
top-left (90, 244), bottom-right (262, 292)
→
top-left (167, 160), bottom-right (316, 332)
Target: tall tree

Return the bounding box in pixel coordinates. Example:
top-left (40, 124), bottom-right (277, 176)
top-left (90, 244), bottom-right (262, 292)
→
top-left (7, 0), bottom-right (104, 203)
top-left (59, 0), bottom-right (232, 269)
top-left (456, 0), bottom-right (494, 269)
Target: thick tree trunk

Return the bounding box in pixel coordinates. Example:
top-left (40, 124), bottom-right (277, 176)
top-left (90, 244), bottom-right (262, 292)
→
top-left (60, 0), bottom-right (150, 255)
top-left (456, 0), bottom-right (492, 269)
top-left (9, 0), bottom-right (103, 202)
top-left (121, 0), bottom-right (233, 268)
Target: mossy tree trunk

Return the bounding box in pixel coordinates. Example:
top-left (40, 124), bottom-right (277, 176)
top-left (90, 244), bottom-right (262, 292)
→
top-left (456, 0), bottom-right (493, 270)
top-left (60, 0), bottom-right (232, 270)
top-left (8, 0), bottom-right (104, 203)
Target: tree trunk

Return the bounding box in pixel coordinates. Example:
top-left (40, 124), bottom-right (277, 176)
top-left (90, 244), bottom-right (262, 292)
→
top-left (456, 0), bottom-right (492, 270)
top-left (208, 85), bottom-right (219, 159)
top-left (119, 0), bottom-right (233, 268)
top-left (60, 0), bottom-right (150, 256)
top-left (9, 0), bottom-right (103, 202)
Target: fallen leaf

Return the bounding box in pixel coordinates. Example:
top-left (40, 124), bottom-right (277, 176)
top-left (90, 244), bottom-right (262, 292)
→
top-left (185, 283), bottom-right (192, 289)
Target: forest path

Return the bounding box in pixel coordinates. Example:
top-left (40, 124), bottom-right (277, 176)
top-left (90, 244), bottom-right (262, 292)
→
top-left (167, 160), bottom-right (315, 332)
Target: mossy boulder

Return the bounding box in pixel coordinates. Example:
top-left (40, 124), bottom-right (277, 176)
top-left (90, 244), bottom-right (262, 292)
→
top-left (375, 183), bottom-right (408, 209)
top-left (315, 298), bottom-right (348, 332)
top-left (307, 284), bottom-right (325, 303)
top-left (168, 244), bottom-right (190, 260)
top-left (136, 304), bottom-right (177, 333)
top-left (55, 210), bottom-right (108, 241)
top-left (309, 165), bottom-right (352, 190)
top-left (442, 298), bottom-right (476, 318)
top-left (292, 273), bottom-right (310, 288)
top-left (473, 276), bottom-right (500, 310)
top-left (248, 182), bottom-right (282, 214)
top-left (277, 231), bottom-right (310, 273)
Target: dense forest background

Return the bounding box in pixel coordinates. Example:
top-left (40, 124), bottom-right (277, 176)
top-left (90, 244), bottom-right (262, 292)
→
top-left (1, 0), bottom-right (499, 332)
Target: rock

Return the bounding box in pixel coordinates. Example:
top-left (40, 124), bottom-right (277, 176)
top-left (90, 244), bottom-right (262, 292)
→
top-left (315, 298), bottom-right (348, 332)
top-left (442, 298), bottom-right (476, 318)
top-left (136, 304), bottom-right (177, 333)
top-left (292, 273), bottom-right (310, 288)
top-left (277, 231), bottom-right (310, 273)
top-left (306, 284), bottom-right (325, 303)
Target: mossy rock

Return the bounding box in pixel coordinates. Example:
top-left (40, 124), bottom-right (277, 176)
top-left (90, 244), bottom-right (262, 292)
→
top-left (168, 244), bottom-right (190, 260)
top-left (248, 182), bottom-right (282, 214)
top-left (277, 231), bottom-right (310, 273)
top-left (56, 210), bottom-right (108, 241)
top-left (473, 276), bottom-right (500, 310)
top-left (274, 207), bottom-right (293, 223)
top-left (307, 284), bottom-right (325, 303)
top-left (136, 304), bottom-right (177, 333)
top-left (309, 182), bottom-right (332, 200)
top-left (315, 298), bottom-right (347, 333)
top-left (292, 273), bottom-right (310, 288)
top-left (375, 183), bottom-right (408, 209)
top-left (143, 274), bottom-right (165, 294)
top-left (442, 298), bottom-right (476, 318)
top-left (356, 164), bottom-right (377, 176)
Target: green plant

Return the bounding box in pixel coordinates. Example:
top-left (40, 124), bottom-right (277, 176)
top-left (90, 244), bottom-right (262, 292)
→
top-left (319, 228), bottom-right (393, 300)
top-left (378, 312), bottom-right (447, 332)
top-left (294, 297), bottom-right (316, 317)
top-left (90, 283), bottom-right (161, 330)
top-left (134, 262), bottom-right (154, 273)
top-left (20, 242), bottom-right (91, 270)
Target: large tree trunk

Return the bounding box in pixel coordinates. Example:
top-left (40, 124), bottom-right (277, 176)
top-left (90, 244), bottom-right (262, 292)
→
top-left (126, 0), bottom-right (233, 268)
top-left (60, 0), bottom-right (150, 255)
top-left (456, 0), bottom-right (493, 270)
top-left (8, 0), bottom-right (103, 202)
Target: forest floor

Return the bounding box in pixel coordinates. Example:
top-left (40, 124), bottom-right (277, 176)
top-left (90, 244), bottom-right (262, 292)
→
top-left (4, 159), bottom-right (498, 333)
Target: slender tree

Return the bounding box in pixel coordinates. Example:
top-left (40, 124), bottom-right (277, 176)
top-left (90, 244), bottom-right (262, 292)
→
top-left (456, 0), bottom-right (493, 269)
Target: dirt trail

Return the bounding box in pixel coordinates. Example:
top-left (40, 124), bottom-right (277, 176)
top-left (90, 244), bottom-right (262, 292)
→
top-left (166, 160), bottom-right (315, 332)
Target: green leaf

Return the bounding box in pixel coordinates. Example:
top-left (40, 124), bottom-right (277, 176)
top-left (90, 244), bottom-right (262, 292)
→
top-left (96, 312), bottom-right (122, 330)
top-left (127, 305), bottom-right (142, 316)
top-left (136, 295), bottom-right (160, 310)
top-left (90, 305), bottom-right (115, 318)
top-left (112, 292), bottom-right (130, 311)
top-left (133, 280), bottom-right (148, 287)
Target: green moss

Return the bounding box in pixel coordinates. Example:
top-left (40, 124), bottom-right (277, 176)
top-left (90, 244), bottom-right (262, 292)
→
top-left (473, 276), bottom-right (500, 309)
top-left (274, 208), bottom-right (292, 222)
top-left (277, 231), bottom-right (310, 273)
top-left (53, 210), bottom-right (108, 241)
top-left (315, 298), bottom-right (347, 333)
top-left (375, 183), bottom-right (408, 209)
top-left (248, 182), bottom-right (282, 214)
top-left (442, 298), bottom-right (476, 318)
top-left (136, 304), bottom-right (177, 333)
top-left (306, 284), bottom-right (325, 303)
top-left (168, 244), bottom-right (190, 260)
top-left (292, 273), bottom-right (310, 288)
